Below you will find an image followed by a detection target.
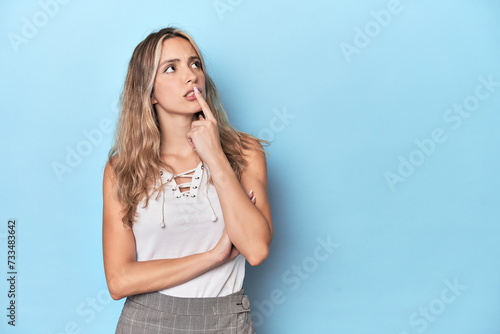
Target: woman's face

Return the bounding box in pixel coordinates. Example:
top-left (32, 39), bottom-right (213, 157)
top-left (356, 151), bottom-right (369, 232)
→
top-left (152, 37), bottom-right (206, 116)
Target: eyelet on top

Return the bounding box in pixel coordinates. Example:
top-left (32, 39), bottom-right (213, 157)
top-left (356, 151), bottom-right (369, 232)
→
top-left (160, 171), bottom-right (163, 176)
top-left (161, 162), bottom-right (202, 201)
top-left (156, 161), bottom-right (218, 229)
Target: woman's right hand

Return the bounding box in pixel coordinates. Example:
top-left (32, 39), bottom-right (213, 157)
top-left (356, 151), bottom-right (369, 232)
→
top-left (247, 190), bottom-right (256, 204)
top-left (211, 230), bottom-right (240, 265)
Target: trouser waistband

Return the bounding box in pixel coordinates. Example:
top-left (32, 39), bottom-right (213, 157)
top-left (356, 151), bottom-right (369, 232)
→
top-left (126, 289), bottom-right (251, 315)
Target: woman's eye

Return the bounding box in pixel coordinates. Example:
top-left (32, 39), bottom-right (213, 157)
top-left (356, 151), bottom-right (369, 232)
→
top-left (165, 65), bottom-right (174, 73)
top-left (191, 61), bottom-right (201, 69)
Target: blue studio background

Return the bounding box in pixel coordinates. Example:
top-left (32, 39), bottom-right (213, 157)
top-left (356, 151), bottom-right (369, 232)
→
top-left (1, 0), bottom-right (499, 333)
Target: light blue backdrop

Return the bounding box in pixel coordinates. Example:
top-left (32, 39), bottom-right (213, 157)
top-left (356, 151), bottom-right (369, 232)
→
top-left (1, 0), bottom-right (499, 333)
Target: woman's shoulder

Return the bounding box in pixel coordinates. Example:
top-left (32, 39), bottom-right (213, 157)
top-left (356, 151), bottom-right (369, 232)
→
top-left (241, 135), bottom-right (266, 160)
top-left (103, 154), bottom-right (120, 181)
top-left (240, 136), bottom-right (268, 177)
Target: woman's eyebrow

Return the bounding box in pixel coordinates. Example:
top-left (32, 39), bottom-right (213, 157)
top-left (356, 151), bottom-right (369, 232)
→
top-left (159, 58), bottom-right (179, 67)
top-left (159, 56), bottom-right (200, 68)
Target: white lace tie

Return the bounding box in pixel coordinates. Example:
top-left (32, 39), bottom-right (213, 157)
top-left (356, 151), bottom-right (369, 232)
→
top-left (157, 163), bottom-right (218, 228)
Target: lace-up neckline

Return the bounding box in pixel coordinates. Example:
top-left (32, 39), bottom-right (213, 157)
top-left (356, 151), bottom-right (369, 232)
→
top-left (157, 162), bottom-right (217, 228)
top-left (162, 162), bottom-right (204, 198)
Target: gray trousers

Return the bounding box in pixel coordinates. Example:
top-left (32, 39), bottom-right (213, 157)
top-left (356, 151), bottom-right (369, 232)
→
top-left (115, 289), bottom-right (256, 334)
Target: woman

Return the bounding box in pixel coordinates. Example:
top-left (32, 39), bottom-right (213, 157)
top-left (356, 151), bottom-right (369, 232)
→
top-left (102, 27), bottom-right (273, 333)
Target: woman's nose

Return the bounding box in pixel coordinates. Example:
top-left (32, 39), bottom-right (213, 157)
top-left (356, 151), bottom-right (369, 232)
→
top-left (185, 67), bottom-right (197, 83)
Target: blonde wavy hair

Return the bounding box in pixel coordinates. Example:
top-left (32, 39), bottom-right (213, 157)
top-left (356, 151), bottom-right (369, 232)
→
top-left (108, 27), bottom-right (267, 227)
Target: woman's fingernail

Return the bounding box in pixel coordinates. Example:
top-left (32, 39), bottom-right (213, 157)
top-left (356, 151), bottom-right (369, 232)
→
top-left (194, 86), bottom-right (200, 93)
top-left (248, 190), bottom-right (253, 196)
top-left (251, 196), bottom-right (256, 203)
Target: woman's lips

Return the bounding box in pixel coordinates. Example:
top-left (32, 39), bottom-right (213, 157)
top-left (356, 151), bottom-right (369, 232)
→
top-left (184, 87), bottom-right (200, 101)
top-left (185, 90), bottom-right (196, 101)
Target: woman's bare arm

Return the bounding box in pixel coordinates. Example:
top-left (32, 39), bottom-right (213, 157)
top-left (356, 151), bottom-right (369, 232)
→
top-left (206, 143), bottom-right (273, 266)
top-left (187, 88), bottom-right (273, 266)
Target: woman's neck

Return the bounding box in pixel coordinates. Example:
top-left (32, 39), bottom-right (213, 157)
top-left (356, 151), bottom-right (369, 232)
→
top-left (158, 111), bottom-right (199, 160)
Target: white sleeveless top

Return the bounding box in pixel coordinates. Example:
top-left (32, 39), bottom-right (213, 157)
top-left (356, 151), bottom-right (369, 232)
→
top-left (132, 161), bottom-right (245, 298)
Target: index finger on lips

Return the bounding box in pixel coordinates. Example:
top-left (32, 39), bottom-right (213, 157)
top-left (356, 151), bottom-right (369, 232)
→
top-left (194, 87), bottom-right (215, 122)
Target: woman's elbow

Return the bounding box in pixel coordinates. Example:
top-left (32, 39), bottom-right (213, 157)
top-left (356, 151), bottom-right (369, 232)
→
top-left (107, 284), bottom-right (125, 301)
top-left (106, 274), bottom-right (128, 300)
top-left (246, 244), bottom-right (270, 266)
top-left (109, 289), bottom-right (125, 301)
